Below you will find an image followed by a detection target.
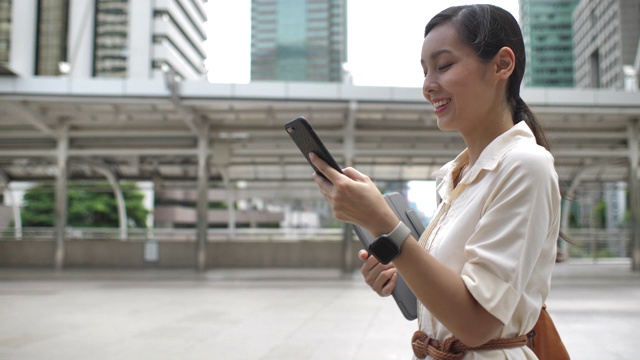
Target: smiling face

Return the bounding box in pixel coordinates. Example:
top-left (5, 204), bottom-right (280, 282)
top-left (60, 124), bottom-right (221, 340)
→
top-left (421, 22), bottom-right (503, 135)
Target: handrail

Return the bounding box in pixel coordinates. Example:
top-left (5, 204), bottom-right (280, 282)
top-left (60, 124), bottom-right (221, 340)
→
top-left (0, 227), bottom-right (631, 259)
top-left (0, 227), bottom-right (345, 242)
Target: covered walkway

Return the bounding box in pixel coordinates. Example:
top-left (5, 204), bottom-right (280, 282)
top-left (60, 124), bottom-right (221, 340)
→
top-left (1, 79), bottom-right (639, 271)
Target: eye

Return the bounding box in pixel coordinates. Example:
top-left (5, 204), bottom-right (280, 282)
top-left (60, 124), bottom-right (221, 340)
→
top-left (438, 63), bottom-right (453, 71)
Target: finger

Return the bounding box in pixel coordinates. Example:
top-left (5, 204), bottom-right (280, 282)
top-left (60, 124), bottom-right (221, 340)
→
top-left (312, 171), bottom-right (332, 191)
top-left (358, 249), bottom-right (369, 261)
top-left (373, 268), bottom-right (397, 296)
top-left (361, 259), bottom-right (380, 287)
top-left (309, 153), bottom-right (342, 183)
top-left (379, 272), bottom-right (398, 297)
top-left (360, 253), bottom-right (381, 277)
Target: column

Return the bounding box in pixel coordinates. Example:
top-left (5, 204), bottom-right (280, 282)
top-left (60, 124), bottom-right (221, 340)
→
top-left (628, 120), bottom-right (639, 270)
top-left (54, 124), bottom-right (69, 271)
top-left (196, 122), bottom-right (209, 271)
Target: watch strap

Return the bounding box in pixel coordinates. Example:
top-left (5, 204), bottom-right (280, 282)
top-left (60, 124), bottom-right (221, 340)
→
top-left (386, 221), bottom-right (411, 249)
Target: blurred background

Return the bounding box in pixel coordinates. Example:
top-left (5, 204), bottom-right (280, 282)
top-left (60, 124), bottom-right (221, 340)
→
top-left (1, 1), bottom-right (639, 359)
top-left (0, 0), bottom-right (638, 273)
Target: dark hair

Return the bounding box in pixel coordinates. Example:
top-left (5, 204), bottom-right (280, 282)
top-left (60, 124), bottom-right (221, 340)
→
top-left (424, 5), bottom-right (550, 151)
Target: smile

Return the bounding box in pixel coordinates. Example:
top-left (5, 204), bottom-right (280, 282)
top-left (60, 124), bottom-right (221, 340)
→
top-left (433, 99), bottom-right (451, 109)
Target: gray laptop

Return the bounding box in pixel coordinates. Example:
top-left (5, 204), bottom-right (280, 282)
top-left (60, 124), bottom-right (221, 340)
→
top-left (351, 192), bottom-right (425, 321)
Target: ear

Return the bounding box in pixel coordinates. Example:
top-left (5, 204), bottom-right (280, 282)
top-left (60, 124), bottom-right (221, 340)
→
top-left (494, 47), bottom-right (515, 80)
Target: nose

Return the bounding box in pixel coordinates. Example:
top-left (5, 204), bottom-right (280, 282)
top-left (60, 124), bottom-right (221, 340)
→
top-left (422, 74), bottom-right (438, 100)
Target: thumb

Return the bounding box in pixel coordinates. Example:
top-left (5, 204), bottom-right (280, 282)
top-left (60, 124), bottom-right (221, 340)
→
top-left (358, 249), bottom-right (369, 261)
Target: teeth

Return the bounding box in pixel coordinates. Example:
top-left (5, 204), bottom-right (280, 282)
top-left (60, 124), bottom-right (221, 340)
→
top-left (433, 99), bottom-right (450, 108)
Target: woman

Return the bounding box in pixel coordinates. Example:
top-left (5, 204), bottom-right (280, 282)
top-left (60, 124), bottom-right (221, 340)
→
top-left (310, 4), bottom-right (561, 359)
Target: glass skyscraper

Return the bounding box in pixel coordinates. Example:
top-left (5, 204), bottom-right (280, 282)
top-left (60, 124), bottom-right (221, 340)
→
top-left (251, 0), bottom-right (347, 82)
top-left (519, 0), bottom-right (579, 87)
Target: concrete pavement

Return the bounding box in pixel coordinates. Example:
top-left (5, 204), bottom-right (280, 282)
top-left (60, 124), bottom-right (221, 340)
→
top-left (0, 259), bottom-right (638, 359)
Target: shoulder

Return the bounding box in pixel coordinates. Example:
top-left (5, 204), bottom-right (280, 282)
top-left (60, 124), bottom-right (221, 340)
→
top-left (500, 140), bottom-right (556, 179)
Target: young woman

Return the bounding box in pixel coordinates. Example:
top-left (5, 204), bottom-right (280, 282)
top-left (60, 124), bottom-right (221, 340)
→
top-left (310, 4), bottom-right (561, 359)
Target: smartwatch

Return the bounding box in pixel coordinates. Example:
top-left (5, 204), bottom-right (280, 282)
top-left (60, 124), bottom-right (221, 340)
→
top-left (368, 221), bottom-right (411, 265)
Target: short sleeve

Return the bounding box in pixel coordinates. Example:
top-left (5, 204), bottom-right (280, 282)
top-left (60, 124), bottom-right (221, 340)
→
top-left (461, 149), bottom-right (559, 324)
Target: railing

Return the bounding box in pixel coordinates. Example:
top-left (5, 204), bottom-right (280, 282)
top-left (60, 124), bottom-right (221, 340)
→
top-left (1, 227), bottom-right (632, 259)
top-left (0, 227), bottom-right (345, 242)
top-left (564, 228), bottom-right (631, 259)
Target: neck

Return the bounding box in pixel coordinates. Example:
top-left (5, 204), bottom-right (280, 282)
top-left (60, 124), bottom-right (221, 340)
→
top-left (460, 108), bottom-right (513, 167)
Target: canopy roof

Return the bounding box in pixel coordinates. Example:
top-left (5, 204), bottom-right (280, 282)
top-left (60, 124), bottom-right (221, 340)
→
top-left (1, 78), bottom-right (639, 198)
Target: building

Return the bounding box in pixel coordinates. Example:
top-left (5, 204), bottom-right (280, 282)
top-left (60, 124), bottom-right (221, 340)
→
top-left (250, 0), bottom-right (347, 82)
top-left (519, 0), bottom-right (579, 87)
top-left (0, 0), bottom-right (207, 80)
top-left (573, 0), bottom-right (640, 89)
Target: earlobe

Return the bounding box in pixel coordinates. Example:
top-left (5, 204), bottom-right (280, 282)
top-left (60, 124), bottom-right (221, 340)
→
top-left (495, 47), bottom-right (515, 79)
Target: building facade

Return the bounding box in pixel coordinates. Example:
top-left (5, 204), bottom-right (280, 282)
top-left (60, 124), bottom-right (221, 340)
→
top-left (573, 0), bottom-right (640, 89)
top-left (250, 0), bottom-right (347, 82)
top-left (520, 0), bottom-right (579, 87)
top-left (1, 0), bottom-right (207, 80)
top-left (0, 0), bottom-right (11, 74)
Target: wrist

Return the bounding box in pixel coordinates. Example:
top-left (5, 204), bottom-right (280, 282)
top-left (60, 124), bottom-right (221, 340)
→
top-left (369, 214), bottom-right (402, 238)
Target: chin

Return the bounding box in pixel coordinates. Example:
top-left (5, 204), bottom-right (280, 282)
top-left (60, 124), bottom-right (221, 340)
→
top-left (435, 119), bottom-right (456, 132)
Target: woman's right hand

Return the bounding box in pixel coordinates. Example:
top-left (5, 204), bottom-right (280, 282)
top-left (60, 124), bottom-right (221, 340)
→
top-left (359, 249), bottom-right (398, 297)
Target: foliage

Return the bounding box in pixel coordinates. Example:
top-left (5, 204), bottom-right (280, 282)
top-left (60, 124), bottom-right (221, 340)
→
top-left (21, 182), bottom-right (149, 228)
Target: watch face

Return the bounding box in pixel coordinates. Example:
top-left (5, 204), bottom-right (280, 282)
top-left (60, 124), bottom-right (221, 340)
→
top-left (369, 236), bottom-right (400, 265)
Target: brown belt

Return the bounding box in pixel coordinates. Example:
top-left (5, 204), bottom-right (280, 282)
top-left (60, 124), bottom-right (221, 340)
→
top-left (411, 330), bottom-right (528, 360)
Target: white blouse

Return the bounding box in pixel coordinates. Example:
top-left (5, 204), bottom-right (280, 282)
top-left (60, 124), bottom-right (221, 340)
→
top-left (415, 121), bottom-right (561, 359)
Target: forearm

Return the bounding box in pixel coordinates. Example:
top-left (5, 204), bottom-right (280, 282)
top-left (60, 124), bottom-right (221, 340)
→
top-left (393, 237), bottom-right (504, 347)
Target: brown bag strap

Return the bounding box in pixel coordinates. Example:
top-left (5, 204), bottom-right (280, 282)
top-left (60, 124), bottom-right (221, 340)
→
top-left (412, 330), bottom-right (528, 360)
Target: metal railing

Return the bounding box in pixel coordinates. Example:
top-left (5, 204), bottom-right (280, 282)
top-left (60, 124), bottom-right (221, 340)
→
top-left (0, 227), bottom-right (344, 242)
top-left (1, 227), bottom-right (632, 259)
top-left (564, 228), bottom-right (631, 259)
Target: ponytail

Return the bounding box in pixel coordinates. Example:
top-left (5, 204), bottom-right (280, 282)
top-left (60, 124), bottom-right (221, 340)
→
top-left (511, 96), bottom-right (551, 152)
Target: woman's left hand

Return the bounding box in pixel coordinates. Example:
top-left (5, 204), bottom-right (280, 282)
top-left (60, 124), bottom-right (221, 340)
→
top-left (309, 153), bottom-right (397, 236)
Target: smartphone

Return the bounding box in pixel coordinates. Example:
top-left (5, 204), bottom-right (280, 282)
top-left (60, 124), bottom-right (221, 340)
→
top-left (284, 116), bottom-right (343, 180)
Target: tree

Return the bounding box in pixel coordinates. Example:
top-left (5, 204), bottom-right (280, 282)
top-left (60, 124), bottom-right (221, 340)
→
top-left (21, 182), bottom-right (149, 228)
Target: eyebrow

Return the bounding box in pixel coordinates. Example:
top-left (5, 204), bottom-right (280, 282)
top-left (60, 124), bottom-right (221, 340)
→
top-left (420, 49), bottom-right (454, 64)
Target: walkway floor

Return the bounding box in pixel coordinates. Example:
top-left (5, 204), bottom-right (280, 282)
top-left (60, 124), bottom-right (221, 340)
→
top-left (1, 259), bottom-right (639, 359)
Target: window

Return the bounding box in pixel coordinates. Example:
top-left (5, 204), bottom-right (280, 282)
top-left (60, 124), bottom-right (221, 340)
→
top-left (36, 0), bottom-right (69, 75)
top-left (93, 0), bottom-right (128, 77)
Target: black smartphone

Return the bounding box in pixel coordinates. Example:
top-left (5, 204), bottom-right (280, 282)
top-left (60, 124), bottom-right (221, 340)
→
top-left (284, 116), bottom-right (343, 180)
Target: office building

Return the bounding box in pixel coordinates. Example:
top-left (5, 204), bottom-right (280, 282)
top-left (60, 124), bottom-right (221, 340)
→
top-left (0, 0), bottom-right (10, 74)
top-left (519, 0), bottom-right (579, 87)
top-left (2, 0), bottom-right (207, 80)
top-left (573, 0), bottom-right (640, 89)
top-left (251, 0), bottom-right (347, 82)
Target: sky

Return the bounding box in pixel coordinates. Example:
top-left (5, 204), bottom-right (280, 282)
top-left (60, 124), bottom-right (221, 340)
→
top-left (204, 0), bottom-right (520, 87)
